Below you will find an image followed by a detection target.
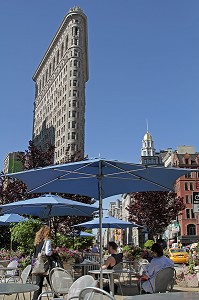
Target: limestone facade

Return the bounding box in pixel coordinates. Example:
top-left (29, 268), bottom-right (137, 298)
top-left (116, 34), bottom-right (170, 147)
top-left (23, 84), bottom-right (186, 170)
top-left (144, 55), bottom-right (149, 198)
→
top-left (32, 6), bottom-right (88, 163)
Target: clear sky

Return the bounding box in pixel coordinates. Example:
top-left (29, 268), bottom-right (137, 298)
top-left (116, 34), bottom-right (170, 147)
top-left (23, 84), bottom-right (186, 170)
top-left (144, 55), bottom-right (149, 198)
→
top-left (1, 1), bottom-right (199, 209)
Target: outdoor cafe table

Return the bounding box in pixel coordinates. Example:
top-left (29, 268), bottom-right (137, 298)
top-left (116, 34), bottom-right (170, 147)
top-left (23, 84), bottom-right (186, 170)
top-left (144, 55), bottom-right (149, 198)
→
top-left (88, 269), bottom-right (114, 296)
top-left (72, 262), bottom-right (99, 276)
top-left (0, 283), bottom-right (39, 298)
top-left (124, 292), bottom-right (199, 300)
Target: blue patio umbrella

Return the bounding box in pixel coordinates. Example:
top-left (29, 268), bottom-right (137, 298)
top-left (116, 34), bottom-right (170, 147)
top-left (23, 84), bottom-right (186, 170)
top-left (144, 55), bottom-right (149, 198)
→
top-left (0, 194), bottom-right (97, 219)
top-left (74, 216), bottom-right (142, 229)
top-left (0, 214), bottom-right (27, 225)
top-left (4, 158), bottom-right (194, 287)
top-left (79, 231), bottom-right (95, 237)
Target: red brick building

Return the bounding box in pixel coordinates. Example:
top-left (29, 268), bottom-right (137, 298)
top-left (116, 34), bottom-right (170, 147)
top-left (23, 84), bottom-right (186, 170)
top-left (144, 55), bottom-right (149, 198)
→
top-left (171, 149), bottom-right (199, 245)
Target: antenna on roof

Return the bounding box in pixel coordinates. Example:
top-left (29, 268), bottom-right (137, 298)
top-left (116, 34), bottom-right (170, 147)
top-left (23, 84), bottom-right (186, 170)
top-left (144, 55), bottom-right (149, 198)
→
top-left (146, 119), bottom-right (149, 132)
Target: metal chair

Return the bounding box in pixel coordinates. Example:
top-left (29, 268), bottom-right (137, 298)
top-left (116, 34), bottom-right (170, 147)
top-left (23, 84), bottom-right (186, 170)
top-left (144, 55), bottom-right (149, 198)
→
top-left (13, 265), bottom-right (32, 300)
top-left (67, 275), bottom-right (97, 300)
top-left (0, 260), bottom-right (18, 283)
top-left (49, 267), bottom-right (74, 297)
top-left (140, 267), bottom-right (176, 294)
top-left (78, 286), bottom-right (115, 300)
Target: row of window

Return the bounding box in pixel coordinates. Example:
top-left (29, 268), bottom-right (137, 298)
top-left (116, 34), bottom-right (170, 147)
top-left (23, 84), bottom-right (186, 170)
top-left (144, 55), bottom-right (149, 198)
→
top-left (37, 45), bottom-right (80, 94)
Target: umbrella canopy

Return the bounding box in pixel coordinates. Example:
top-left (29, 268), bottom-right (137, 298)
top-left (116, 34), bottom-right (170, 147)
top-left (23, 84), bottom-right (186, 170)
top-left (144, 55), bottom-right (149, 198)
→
top-left (74, 216), bottom-right (142, 229)
top-left (0, 214), bottom-right (27, 225)
top-left (4, 158), bottom-right (194, 287)
top-left (0, 194), bottom-right (97, 219)
top-left (4, 158), bottom-right (193, 196)
top-left (79, 231), bottom-right (95, 237)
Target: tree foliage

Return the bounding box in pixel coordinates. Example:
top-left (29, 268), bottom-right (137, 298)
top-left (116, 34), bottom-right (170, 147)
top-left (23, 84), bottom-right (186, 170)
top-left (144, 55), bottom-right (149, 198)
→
top-left (10, 218), bottom-right (42, 254)
top-left (17, 140), bottom-right (55, 170)
top-left (127, 191), bottom-right (185, 236)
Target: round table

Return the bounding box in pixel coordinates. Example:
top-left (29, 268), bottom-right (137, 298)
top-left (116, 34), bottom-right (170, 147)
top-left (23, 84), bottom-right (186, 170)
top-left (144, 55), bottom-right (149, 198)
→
top-left (124, 292), bottom-right (199, 300)
top-left (72, 263), bottom-right (99, 276)
top-left (88, 269), bottom-right (114, 296)
top-left (0, 283), bottom-right (39, 295)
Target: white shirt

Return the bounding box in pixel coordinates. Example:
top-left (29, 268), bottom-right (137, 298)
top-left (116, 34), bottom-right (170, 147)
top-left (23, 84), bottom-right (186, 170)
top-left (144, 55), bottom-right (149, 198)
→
top-left (142, 255), bottom-right (174, 293)
top-left (42, 239), bottom-right (52, 256)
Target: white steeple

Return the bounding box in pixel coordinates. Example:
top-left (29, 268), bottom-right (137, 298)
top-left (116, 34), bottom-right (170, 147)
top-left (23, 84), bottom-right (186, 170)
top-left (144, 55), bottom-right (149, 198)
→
top-left (141, 127), bottom-right (156, 157)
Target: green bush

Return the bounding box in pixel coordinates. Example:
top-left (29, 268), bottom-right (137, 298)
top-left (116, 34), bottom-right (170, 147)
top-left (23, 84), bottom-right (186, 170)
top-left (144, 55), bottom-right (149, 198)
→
top-left (10, 218), bottom-right (42, 254)
top-left (144, 240), bottom-right (154, 249)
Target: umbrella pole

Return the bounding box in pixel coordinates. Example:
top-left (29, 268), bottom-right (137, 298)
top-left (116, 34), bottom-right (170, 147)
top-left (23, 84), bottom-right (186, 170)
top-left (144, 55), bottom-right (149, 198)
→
top-left (98, 161), bottom-right (103, 290)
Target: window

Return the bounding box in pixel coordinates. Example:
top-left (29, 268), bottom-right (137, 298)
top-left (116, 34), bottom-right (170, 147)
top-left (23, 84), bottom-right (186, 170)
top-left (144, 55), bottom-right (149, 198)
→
top-left (185, 158), bottom-right (189, 164)
top-left (71, 132), bottom-right (76, 139)
top-left (191, 209), bottom-right (195, 218)
top-left (187, 224), bottom-right (196, 235)
top-left (61, 42), bottom-right (64, 57)
top-left (185, 173), bottom-right (192, 178)
top-left (72, 110), bottom-right (76, 117)
top-left (185, 182), bottom-right (189, 190)
top-left (49, 63), bottom-right (52, 76)
top-left (53, 57), bottom-right (56, 71)
top-left (185, 195), bottom-right (190, 204)
top-left (186, 209), bottom-right (190, 219)
top-left (65, 36), bottom-right (68, 51)
top-left (190, 182), bottom-right (194, 191)
top-left (73, 80), bottom-right (78, 87)
top-left (57, 50), bottom-right (59, 64)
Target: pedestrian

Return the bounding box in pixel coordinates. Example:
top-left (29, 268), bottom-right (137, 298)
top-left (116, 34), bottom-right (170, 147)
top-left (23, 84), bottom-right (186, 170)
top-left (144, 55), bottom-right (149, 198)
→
top-left (32, 225), bottom-right (52, 300)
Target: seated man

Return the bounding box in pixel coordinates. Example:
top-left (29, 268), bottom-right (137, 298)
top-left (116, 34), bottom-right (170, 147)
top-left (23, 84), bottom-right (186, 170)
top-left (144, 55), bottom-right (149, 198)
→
top-left (138, 242), bottom-right (174, 294)
top-left (102, 241), bottom-right (123, 269)
top-left (102, 241), bottom-right (123, 294)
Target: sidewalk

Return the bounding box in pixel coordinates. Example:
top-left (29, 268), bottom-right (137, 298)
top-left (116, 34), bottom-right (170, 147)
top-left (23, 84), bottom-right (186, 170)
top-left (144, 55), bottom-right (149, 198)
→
top-left (114, 283), bottom-right (199, 300)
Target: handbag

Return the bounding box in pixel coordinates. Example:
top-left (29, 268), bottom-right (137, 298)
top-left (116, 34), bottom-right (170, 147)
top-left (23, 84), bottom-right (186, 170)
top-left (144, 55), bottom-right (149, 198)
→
top-left (32, 241), bottom-right (49, 275)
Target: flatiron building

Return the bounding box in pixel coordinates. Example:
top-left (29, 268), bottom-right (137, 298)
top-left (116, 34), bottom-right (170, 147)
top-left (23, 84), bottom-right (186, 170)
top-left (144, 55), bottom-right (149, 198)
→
top-left (32, 6), bottom-right (88, 164)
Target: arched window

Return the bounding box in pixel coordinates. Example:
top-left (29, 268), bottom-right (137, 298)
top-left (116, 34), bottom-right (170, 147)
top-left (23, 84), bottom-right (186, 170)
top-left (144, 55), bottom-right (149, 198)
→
top-left (187, 224), bottom-right (196, 235)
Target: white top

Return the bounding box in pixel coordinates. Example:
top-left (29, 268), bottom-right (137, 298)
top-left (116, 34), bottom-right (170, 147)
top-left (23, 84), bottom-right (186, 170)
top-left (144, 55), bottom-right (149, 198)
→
top-left (42, 239), bottom-right (52, 256)
top-left (142, 255), bottom-right (174, 293)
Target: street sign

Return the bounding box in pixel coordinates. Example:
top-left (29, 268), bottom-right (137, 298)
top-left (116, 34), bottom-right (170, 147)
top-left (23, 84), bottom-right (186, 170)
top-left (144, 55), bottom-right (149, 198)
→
top-left (193, 192), bottom-right (199, 213)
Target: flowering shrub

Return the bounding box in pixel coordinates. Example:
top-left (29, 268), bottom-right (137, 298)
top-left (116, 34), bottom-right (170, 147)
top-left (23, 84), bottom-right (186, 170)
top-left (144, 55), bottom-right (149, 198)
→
top-left (53, 247), bottom-right (82, 262)
top-left (0, 249), bottom-right (31, 268)
top-left (123, 246), bottom-right (152, 262)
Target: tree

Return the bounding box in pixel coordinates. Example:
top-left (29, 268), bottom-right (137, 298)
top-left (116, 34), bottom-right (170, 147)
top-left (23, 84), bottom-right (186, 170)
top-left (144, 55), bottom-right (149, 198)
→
top-left (17, 140), bottom-right (55, 170)
top-left (127, 191), bottom-right (185, 236)
top-left (10, 218), bottom-right (42, 254)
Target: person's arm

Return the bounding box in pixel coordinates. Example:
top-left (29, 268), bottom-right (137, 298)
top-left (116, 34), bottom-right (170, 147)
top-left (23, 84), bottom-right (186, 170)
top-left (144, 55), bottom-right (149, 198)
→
top-left (101, 256), bottom-right (115, 269)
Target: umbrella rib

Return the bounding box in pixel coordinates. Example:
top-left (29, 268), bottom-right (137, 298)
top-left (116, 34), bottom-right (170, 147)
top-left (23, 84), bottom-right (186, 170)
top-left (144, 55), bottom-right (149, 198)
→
top-left (104, 161), bottom-right (172, 190)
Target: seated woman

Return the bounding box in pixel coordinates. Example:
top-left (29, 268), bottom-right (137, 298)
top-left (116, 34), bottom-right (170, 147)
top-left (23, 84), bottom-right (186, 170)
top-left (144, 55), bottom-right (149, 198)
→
top-left (138, 242), bottom-right (174, 294)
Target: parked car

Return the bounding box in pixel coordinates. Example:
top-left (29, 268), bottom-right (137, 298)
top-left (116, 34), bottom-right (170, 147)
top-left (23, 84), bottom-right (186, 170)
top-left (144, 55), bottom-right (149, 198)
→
top-left (168, 248), bottom-right (189, 264)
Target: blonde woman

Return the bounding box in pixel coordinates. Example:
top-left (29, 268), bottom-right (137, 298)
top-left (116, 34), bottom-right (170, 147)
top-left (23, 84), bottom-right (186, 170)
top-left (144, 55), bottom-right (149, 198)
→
top-left (32, 225), bottom-right (52, 300)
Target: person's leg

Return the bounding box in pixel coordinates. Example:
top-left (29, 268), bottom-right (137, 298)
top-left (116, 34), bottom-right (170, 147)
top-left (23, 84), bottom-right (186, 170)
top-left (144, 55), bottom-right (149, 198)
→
top-left (32, 275), bottom-right (44, 300)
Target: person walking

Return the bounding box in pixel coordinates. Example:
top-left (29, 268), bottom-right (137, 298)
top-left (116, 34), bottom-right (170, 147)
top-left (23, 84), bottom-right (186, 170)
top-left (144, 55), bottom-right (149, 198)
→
top-left (32, 225), bottom-right (52, 300)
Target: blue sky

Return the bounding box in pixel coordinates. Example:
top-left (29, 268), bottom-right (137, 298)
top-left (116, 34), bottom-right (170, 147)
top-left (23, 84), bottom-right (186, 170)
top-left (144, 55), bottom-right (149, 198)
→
top-left (1, 1), bottom-right (199, 209)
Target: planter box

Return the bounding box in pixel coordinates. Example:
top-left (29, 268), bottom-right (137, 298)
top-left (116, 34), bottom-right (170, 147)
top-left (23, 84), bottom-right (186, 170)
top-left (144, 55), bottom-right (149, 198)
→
top-left (178, 275), bottom-right (198, 287)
